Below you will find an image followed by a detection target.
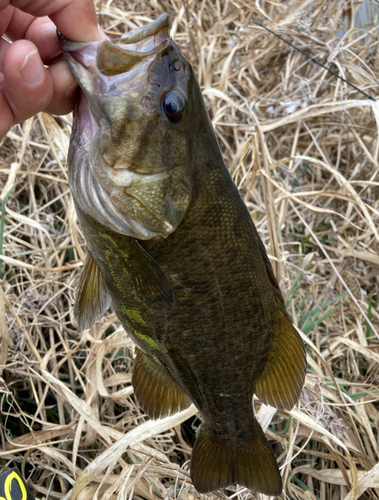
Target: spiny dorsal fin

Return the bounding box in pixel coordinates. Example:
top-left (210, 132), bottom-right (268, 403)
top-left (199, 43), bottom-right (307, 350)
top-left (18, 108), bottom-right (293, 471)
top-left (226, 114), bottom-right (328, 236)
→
top-left (74, 252), bottom-right (111, 331)
top-left (132, 349), bottom-right (191, 419)
top-left (255, 237), bottom-right (306, 410)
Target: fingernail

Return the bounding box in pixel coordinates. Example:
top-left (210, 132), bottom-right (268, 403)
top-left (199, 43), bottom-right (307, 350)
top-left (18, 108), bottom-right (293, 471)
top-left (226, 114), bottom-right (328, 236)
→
top-left (19, 50), bottom-right (45, 85)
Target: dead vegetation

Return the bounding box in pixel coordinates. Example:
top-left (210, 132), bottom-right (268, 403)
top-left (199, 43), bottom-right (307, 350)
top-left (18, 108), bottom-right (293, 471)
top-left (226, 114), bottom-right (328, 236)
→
top-left (1, 1), bottom-right (379, 499)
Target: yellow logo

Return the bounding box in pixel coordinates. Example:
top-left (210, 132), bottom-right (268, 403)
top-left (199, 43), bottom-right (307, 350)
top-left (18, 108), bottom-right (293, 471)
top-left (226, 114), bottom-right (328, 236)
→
top-left (0, 470), bottom-right (28, 500)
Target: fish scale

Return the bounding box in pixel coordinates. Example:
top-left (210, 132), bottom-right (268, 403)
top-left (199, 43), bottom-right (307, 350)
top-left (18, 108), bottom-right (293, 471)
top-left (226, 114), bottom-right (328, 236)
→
top-left (60, 13), bottom-right (306, 495)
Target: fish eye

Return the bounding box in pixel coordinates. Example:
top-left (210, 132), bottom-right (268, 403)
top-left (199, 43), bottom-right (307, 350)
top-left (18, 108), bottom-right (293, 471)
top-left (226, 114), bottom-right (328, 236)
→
top-left (162, 92), bottom-right (185, 123)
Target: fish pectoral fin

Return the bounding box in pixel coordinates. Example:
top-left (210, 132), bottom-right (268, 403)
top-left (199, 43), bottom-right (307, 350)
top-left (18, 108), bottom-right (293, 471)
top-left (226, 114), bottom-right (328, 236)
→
top-left (255, 307), bottom-right (306, 411)
top-left (74, 252), bottom-right (112, 331)
top-left (191, 420), bottom-right (282, 495)
top-left (128, 241), bottom-right (175, 306)
top-left (132, 349), bottom-right (191, 419)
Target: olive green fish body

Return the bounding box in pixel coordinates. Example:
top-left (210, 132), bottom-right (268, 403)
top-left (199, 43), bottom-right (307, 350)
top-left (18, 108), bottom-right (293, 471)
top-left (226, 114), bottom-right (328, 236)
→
top-left (60, 15), bottom-right (306, 495)
top-left (143, 169), bottom-right (277, 429)
top-left (78, 159), bottom-right (275, 430)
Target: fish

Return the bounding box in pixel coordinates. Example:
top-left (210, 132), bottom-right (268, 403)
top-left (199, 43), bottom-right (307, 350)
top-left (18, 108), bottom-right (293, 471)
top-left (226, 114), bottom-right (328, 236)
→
top-left (59, 13), bottom-right (306, 496)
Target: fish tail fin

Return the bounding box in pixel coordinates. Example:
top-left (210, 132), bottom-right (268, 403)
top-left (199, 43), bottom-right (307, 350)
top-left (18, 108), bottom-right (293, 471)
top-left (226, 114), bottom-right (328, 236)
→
top-left (190, 420), bottom-right (282, 495)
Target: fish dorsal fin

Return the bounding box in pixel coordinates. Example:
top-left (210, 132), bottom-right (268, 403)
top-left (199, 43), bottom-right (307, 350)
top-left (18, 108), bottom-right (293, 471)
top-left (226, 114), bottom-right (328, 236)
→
top-left (132, 349), bottom-right (191, 419)
top-left (74, 252), bottom-right (111, 331)
top-left (255, 238), bottom-right (306, 410)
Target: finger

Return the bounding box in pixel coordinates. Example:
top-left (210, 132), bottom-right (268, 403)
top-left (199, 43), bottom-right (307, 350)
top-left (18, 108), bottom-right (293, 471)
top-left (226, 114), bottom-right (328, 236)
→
top-left (25, 17), bottom-right (61, 61)
top-left (5, 11), bottom-right (61, 61)
top-left (0, 36), bottom-right (10, 71)
top-left (7, 0), bottom-right (101, 41)
top-left (1, 39), bottom-right (53, 124)
top-left (0, 77), bottom-right (15, 141)
top-left (44, 59), bottom-right (77, 115)
top-left (0, 5), bottom-right (13, 36)
top-left (0, 1), bottom-right (10, 12)
top-left (50, 0), bottom-right (101, 42)
top-left (5, 7), bottom-right (43, 41)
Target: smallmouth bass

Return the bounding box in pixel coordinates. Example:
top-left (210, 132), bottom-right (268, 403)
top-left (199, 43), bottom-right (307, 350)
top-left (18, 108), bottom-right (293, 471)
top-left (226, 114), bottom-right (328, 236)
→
top-left (59, 14), bottom-right (306, 495)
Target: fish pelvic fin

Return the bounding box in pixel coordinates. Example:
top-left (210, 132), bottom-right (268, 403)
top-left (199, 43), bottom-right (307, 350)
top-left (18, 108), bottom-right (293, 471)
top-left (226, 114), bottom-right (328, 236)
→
top-left (190, 420), bottom-right (282, 495)
top-left (132, 349), bottom-right (192, 419)
top-left (256, 307), bottom-right (306, 410)
top-left (74, 252), bottom-right (111, 331)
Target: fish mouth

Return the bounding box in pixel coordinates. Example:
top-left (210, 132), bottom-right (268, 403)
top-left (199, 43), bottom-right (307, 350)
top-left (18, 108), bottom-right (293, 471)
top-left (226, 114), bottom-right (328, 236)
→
top-left (58, 13), bottom-right (171, 79)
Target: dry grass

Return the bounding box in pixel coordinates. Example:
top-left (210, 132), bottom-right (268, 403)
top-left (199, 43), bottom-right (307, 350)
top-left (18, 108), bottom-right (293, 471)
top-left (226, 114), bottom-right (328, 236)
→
top-left (1, 1), bottom-right (379, 499)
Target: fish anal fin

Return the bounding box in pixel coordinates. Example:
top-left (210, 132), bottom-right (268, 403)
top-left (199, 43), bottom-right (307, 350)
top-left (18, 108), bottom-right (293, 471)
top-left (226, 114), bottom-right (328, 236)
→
top-left (132, 349), bottom-right (191, 419)
top-left (74, 252), bottom-right (111, 331)
top-left (256, 308), bottom-right (306, 411)
top-left (191, 420), bottom-right (282, 495)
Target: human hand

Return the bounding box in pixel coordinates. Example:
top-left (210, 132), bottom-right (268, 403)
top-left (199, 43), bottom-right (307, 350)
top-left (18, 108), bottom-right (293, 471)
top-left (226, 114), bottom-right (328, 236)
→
top-left (0, 0), bottom-right (102, 140)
